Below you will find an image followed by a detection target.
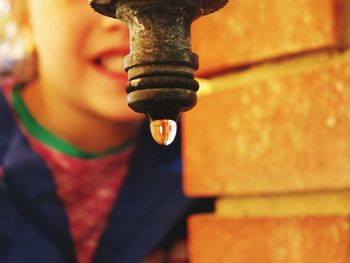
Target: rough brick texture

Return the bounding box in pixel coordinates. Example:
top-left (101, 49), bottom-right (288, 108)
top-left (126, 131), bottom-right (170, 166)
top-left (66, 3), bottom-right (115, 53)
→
top-left (189, 215), bottom-right (350, 263)
top-left (192, 0), bottom-right (343, 76)
top-left (186, 1), bottom-right (350, 262)
top-left (183, 52), bottom-right (350, 196)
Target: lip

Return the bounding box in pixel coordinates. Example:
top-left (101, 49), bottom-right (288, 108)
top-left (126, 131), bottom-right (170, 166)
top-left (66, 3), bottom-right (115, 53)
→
top-left (91, 47), bottom-right (129, 84)
top-left (92, 63), bottom-right (129, 83)
top-left (93, 47), bottom-right (130, 59)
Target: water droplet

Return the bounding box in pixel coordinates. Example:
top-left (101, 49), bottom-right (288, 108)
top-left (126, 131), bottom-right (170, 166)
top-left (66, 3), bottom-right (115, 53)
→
top-left (150, 119), bottom-right (177, 146)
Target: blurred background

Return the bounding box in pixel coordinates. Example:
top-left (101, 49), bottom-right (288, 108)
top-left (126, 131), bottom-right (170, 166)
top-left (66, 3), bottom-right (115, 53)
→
top-left (0, 0), bottom-right (34, 85)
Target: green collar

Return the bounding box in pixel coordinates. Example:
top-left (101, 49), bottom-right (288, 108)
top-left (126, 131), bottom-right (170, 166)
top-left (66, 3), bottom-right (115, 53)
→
top-left (12, 83), bottom-right (134, 159)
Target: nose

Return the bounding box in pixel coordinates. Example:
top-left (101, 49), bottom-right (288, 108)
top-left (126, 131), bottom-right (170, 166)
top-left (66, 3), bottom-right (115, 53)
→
top-left (100, 16), bottom-right (129, 34)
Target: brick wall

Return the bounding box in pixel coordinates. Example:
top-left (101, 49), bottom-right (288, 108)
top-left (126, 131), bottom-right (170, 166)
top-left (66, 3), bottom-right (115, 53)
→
top-left (184, 0), bottom-right (350, 262)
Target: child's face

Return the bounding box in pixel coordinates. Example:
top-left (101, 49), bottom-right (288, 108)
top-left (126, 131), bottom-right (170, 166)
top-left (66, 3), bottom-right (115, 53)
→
top-left (26, 0), bottom-right (142, 121)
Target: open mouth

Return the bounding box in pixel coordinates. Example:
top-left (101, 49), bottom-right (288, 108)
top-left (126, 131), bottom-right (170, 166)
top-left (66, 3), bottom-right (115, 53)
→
top-left (93, 56), bottom-right (124, 72)
top-left (91, 49), bottom-right (129, 82)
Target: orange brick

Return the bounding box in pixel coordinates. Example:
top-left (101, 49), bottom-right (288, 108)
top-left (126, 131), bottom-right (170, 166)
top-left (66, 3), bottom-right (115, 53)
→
top-left (189, 215), bottom-right (350, 263)
top-left (192, 0), bottom-right (343, 75)
top-left (183, 52), bottom-right (350, 196)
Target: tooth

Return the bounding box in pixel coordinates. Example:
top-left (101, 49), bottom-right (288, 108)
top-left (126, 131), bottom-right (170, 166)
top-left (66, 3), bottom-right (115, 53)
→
top-left (101, 57), bottom-right (124, 72)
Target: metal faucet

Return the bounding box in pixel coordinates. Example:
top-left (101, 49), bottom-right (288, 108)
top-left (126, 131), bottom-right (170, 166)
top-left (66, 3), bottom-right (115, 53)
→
top-left (89, 0), bottom-right (228, 145)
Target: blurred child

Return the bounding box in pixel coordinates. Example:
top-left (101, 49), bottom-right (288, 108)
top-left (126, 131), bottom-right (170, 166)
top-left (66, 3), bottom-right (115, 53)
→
top-left (0, 1), bottom-right (211, 262)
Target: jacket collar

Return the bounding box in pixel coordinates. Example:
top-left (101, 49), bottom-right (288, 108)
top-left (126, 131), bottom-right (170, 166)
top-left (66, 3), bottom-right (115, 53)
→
top-left (2, 122), bottom-right (76, 262)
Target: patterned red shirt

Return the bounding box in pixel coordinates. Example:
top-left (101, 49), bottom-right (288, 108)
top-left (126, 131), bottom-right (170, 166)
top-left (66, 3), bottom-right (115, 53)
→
top-left (28, 138), bottom-right (132, 263)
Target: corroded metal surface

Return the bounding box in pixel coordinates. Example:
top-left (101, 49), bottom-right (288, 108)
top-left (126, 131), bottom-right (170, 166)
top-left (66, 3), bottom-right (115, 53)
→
top-left (89, 0), bottom-right (228, 18)
top-left (89, 0), bottom-right (228, 124)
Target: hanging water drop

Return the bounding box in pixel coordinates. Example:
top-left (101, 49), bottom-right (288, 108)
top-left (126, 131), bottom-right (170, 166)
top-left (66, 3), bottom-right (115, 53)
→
top-left (150, 119), bottom-right (177, 146)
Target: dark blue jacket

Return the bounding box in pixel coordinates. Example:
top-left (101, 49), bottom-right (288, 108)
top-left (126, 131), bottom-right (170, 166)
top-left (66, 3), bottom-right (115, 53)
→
top-left (0, 88), bottom-right (204, 263)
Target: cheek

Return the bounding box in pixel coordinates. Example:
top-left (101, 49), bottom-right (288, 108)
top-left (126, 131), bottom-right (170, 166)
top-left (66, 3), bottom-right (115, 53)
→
top-left (31, 9), bottom-right (92, 65)
top-left (64, 5), bottom-right (98, 54)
